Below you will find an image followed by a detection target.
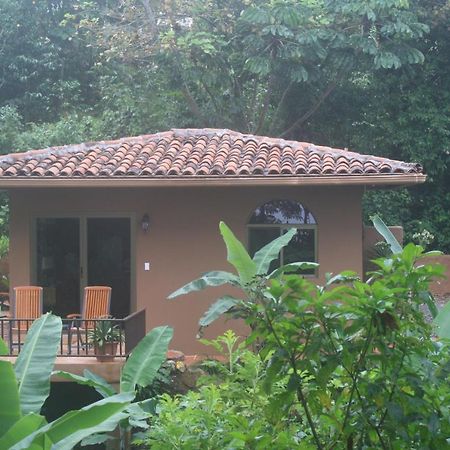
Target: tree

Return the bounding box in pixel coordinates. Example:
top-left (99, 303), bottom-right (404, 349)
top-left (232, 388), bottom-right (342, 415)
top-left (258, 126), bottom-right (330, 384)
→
top-left (0, 0), bottom-right (98, 123)
top-left (78, 0), bottom-right (429, 136)
top-left (297, 1), bottom-right (450, 250)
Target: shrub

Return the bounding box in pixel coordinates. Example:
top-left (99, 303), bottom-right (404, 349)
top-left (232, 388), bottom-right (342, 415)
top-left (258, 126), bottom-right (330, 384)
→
top-left (144, 331), bottom-right (304, 450)
top-left (164, 219), bottom-right (450, 449)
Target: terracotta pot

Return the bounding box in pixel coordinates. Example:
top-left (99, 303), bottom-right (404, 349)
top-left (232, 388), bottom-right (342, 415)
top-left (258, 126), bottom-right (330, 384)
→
top-left (94, 342), bottom-right (118, 362)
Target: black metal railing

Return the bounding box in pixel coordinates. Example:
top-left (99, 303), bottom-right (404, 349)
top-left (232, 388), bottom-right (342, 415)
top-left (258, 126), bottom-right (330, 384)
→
top-left (0, 309), bottom-right (146, 358)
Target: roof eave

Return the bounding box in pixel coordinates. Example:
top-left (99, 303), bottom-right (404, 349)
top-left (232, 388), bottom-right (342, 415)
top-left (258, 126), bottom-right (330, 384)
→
top-left (0, 173), bottom-right (426, 188)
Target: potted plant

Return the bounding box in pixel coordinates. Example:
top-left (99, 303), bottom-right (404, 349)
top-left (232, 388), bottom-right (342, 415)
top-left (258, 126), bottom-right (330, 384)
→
top-left (88, 318), bottom-right (123, 362)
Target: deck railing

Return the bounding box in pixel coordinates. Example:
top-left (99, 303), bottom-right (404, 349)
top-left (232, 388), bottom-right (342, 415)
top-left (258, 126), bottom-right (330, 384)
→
top-left (0, 309), bottom-right (146, 357)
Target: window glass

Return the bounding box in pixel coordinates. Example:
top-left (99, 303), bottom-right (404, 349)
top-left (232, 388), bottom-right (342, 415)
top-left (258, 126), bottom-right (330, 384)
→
top-left (249, 200), bottom-right (316, 225)
top-left (248, 200), bottom-right (317, 275)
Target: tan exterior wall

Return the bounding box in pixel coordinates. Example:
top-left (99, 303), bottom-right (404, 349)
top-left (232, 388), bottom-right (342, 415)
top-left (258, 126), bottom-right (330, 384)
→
top-left (421, 255), bottom-right (450, 297)
top-left (9, 185), bottom-right (363, 353)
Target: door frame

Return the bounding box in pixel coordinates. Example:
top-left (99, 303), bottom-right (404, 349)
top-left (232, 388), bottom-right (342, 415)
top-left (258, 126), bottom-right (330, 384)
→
top-left (31, 212), bottom-right (136, 314)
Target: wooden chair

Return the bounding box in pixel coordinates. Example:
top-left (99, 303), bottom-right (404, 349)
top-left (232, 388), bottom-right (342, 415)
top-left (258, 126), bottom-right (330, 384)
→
top-left (67, 286), bottom-right (112, 353)
top-left (13, 286), bottom-right (43, 319)
top-left (11, 286), bottom-right (43, 349)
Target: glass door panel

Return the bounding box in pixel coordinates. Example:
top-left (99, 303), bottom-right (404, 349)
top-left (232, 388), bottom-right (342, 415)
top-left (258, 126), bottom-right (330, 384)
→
top-left (36, 218), bottom-right (80, 316)
top-left (87, 218), bottom-right (131, 318)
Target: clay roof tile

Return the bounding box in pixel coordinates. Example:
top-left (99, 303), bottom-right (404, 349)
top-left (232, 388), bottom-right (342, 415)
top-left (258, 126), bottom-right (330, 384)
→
top-left (0, 128), bottom-right (423, 182)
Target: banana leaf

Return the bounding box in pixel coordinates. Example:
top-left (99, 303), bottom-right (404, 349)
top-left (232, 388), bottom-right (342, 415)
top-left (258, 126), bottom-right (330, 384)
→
top-left (0, 360), bottom-right (21, 437)
top-left (168, 271), bottom-right (239, 299)
top-left (219, 221), bottom-right (256, 284)
top-left (120, 325), bottom-right (173, 393)
top-left (199, 296), bottom-right (241, 327)
top-left (10, 393), bottom-right (133, 450)
top-left (371, 214), bottom-right (402, 254)
top-left (14, 313), bottom-right (62, 415)
top-left (253, 228), bottom-right (296, 275)
top-left (52, 369), bottom-right (116, 398)
top-left (0, 413), bottom-right (46, 448)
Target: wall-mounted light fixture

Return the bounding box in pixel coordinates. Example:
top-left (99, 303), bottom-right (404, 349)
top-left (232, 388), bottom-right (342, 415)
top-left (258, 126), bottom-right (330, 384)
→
top-left (141, 213), bottom-right (150, 232)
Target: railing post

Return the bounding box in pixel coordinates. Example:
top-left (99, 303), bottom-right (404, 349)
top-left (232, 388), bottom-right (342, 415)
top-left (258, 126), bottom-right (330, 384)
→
top-left (124, 310), bottom-right (146, 354)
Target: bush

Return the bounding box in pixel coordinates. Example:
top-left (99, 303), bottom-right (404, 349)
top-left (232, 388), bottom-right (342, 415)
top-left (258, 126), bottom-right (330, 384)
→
top-left (144, 332), bottom-right (304, 449)
top-left (161, 221), bottom-right (450, 449)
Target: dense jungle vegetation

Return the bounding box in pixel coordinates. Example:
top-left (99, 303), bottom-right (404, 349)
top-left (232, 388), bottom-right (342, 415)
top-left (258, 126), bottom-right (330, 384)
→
top-left (0, 0), bottom-right (449, 249)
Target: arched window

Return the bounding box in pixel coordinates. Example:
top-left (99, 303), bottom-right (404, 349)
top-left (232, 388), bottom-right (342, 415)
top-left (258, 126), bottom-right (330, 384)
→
top-left (248, 200), bottom-right (317, 274)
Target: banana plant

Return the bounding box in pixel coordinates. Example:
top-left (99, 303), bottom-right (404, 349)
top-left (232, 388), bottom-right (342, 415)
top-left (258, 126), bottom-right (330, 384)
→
top-left (0, 315), bottom-right (173, 449)
top-left (53, 325), bottom-right (173, 447)
top-left (168, 221), bottom-right (317, 330)
top-left (0, 314), bottom-right (132, 449)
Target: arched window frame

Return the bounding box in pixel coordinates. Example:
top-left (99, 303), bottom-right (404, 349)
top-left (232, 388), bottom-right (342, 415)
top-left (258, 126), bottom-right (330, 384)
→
top-left (247, 199), bottom-right (318, 275)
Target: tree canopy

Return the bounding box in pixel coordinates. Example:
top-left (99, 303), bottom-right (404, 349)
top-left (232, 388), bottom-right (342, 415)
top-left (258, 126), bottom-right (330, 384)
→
top-left (0, 0), bottom-right (449, 249)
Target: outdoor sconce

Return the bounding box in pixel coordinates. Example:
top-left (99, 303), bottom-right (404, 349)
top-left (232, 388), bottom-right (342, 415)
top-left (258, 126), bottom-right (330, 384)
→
top-left (141, 213), bottom-right (150, 232)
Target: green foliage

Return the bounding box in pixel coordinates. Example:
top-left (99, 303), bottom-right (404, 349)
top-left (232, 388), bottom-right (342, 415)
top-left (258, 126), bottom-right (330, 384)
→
top-left (434, 301), bottom-right (450, 339)
top-left (55, 325), bottom-right (174, 446)
top-left (0, 315), bottom-right (173, 449)
top-left (371, 213), bottom-right (403, 254)
top-left (167, 222), bottom-right (450, 449)
top-left (0, 0), bottom-right (448, 252)
top-left (0, 314), bottom-right (131, 449)
top-left (219, 221), bottom-right (257, 284)
top-left (247, 247), bottom-right (449, 448)
top-left (170, 221), bottom-right (317, 332)
top-left (88, 319), bottom-right (123, 347)
top-left (121, 325), bottom-right (174, 393)
top-left (65, 0), bottom-right (429, 137)
top-left (144, 333), bottom-right (303, 450)
top-left (0, 361), bottom-right (21, 436)
top-left (11, 393), bottom-right (133, 450)
top-left (14, 314), bottom-right (62, 416)
top-left (304, 2), bottom-right (450, 250)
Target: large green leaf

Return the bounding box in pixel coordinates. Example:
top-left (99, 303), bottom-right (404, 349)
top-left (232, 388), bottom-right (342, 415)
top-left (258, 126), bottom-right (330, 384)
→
top-left (434, 301), bottom-right (450, 339)
top-left (14, 313), bottom-right (62, 415)
top-left (52, 370), bottom-right (116, 398)
top-left (219, 221), bottom-right (256, 284)
top-left (0, 413), bottom-right (46, 448)
top-left (120, 325), bottom-right (173, 393)
top-left (199, 296), bottom-right (241, 327)
top-left (0, 360), bottom-right (21, 437)
top-left (371, 214), bottom-right (402, 254)
top-left (10, 393), bottom-right (133, 450)
top-left (168, 271), bottom-right (239, 299)
top-left (80, 433), bottom-right (114, 446)
top-left (0, 337), bottom-right (8, 355)
top-left (268, 262), bottom-right (319, 279)
top-left (253, 228), bottom-right (296, 275)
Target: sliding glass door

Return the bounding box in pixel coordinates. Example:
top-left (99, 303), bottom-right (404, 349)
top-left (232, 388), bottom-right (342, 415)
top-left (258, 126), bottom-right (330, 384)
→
top-left (87, 218), bottom-right (131, 318)
top-left (36, 218), bottom-right (80, 317)
top-left (35, 216), bottom-right (131, 318)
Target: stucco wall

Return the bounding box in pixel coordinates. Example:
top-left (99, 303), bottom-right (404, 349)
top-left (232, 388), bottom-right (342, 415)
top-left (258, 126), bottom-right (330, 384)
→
top-left (9, 185), bottom-right (363, 353)
top-left (421, 255), bottom-right (450, 297)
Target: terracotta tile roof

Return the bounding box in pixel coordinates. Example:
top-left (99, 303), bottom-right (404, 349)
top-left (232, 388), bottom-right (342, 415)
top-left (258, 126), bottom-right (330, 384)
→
top-left (0, 128), bottom-right (423, 179)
